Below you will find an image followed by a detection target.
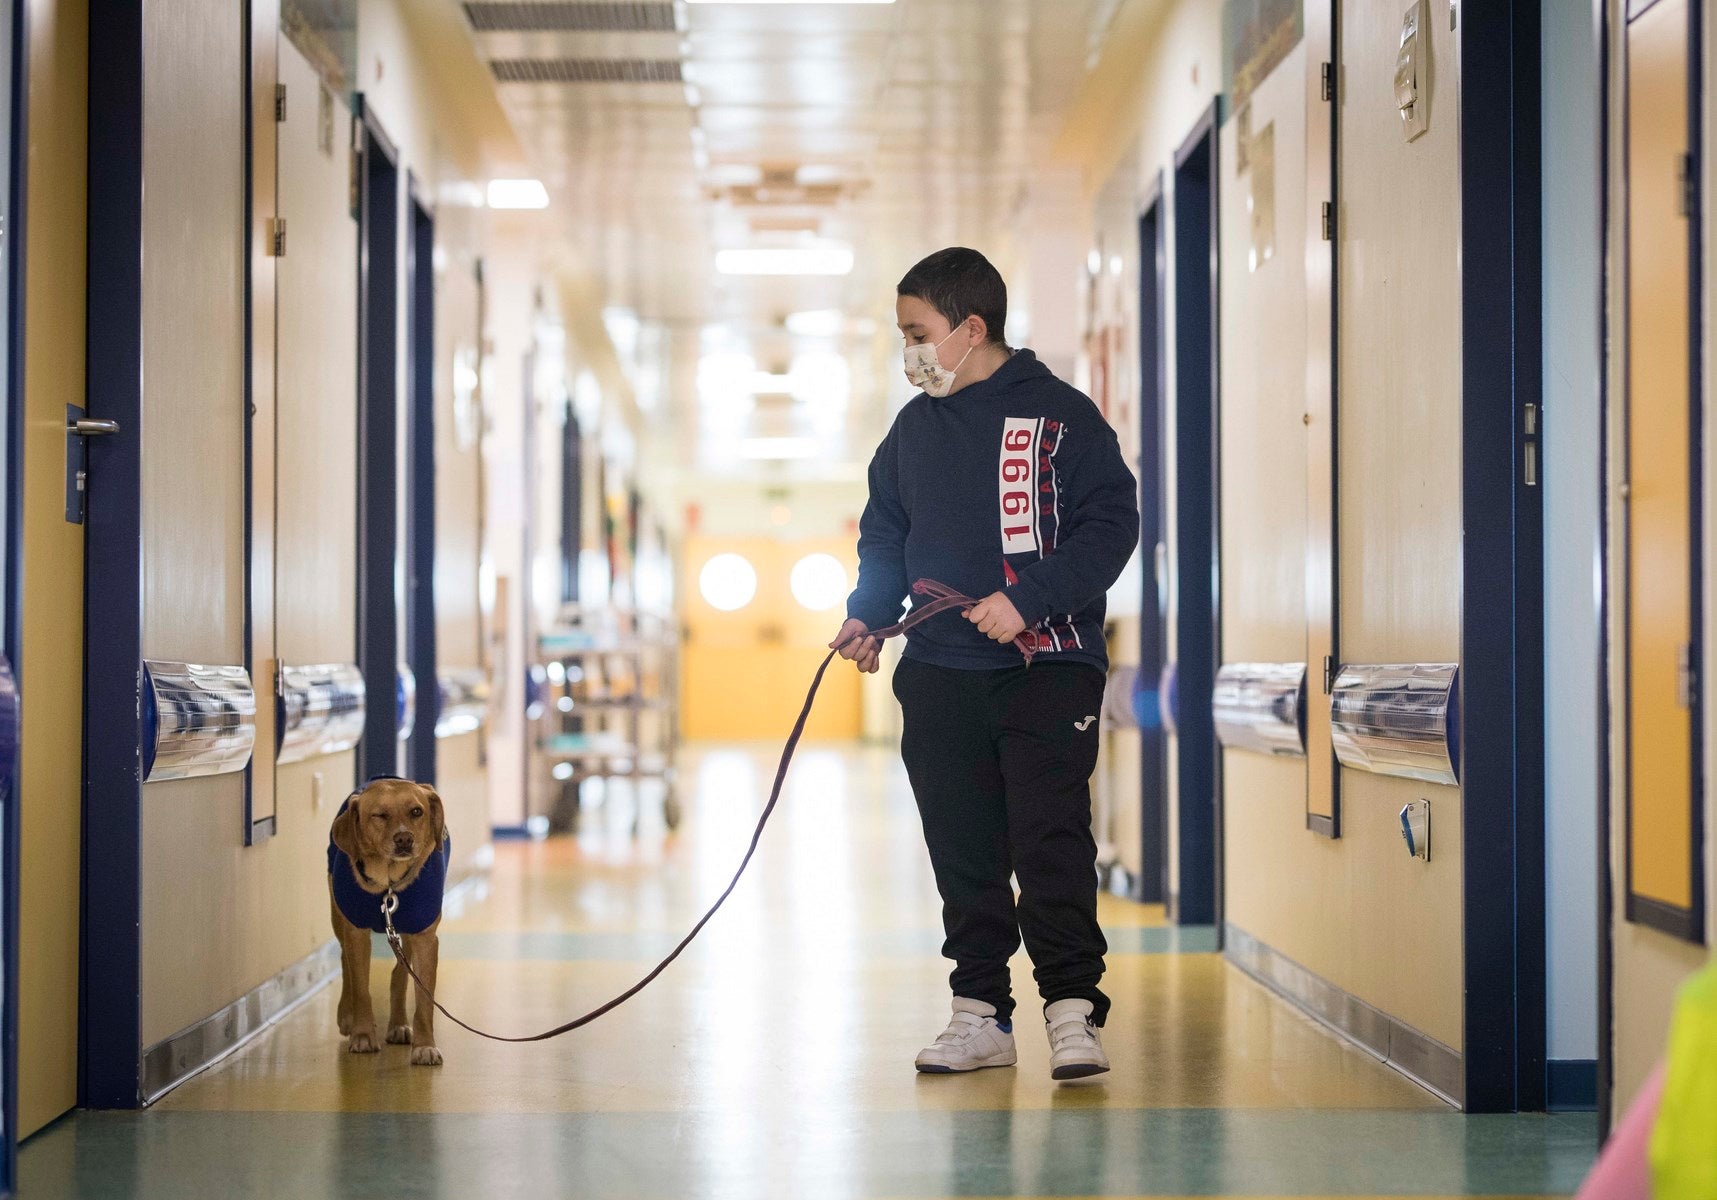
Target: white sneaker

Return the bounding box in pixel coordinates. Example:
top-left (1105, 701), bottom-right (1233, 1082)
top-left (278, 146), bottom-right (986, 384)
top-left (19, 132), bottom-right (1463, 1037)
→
top-left (1045, 998), bottom-right (1110, 1080)
top-left (914, 997), bottom-right (1018, 1074)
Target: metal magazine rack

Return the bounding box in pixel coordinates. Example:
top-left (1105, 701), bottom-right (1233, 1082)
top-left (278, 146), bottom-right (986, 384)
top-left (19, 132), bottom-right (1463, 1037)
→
top-left (537, 605), bottom-right (680, 832)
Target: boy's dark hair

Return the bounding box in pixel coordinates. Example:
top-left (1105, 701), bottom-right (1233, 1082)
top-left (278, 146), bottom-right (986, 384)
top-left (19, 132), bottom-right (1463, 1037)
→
top-left (897, 247), bottom-right (1009, 346)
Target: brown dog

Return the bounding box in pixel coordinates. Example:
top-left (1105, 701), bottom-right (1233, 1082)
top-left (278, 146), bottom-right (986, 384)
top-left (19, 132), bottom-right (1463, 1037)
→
top-left (327, 776), bottom-right (449, 1065)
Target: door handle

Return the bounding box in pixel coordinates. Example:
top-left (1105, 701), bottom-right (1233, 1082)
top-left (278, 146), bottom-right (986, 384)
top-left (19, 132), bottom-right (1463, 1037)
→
top-left (65, 404), bottom-right (118, 524)
top-left (68, 418), bottom-right (120, 436)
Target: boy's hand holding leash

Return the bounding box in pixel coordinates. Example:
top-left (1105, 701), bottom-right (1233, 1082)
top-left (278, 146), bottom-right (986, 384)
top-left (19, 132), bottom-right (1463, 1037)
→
top-left (830, 619), bottom-right (882, 673)
top-left (830, 587), bottom-right (1030, 674)
top-left (963, 592), bottom-right (1026, 643)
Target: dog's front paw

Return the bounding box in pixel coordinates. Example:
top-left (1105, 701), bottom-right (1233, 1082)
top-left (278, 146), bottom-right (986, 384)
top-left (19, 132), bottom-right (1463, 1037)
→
top-left (347, 1031), bottom-right (380, 1054)
top-left (387, 1025), bottom-right (413, 1045)
top-left (409, 1045), bottom-right (443, 1067)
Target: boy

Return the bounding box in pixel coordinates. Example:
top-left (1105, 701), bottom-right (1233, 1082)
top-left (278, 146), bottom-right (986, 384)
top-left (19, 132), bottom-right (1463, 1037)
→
top-left (833, 247), bottom-right (1139, 1080)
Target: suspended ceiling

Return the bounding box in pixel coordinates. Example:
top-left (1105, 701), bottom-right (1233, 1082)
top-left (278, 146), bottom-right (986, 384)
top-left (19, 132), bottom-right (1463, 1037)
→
top-left (457, 0), bottom-right (1116, 472)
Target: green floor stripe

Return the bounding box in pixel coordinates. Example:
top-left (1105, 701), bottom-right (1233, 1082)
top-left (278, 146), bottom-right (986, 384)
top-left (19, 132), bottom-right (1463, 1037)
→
top-left (21, 1108), bottom-right (1596, 1199)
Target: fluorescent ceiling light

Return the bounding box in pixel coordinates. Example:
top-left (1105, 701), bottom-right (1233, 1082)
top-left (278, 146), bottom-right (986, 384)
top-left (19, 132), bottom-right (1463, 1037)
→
top-left (717, 245), bottom-right (853, 277)
top-left (740, 436), bottom-right (820, 459)
top-left (437, 181), bottom-right (486, 208)
top-left (794, 165), bottom-right (844, 185)
top-left (749, 372), bottom-right (794, 393)
top-left (785, 309), bottom-right (844, 337)
top-left (486, 179), bottom-right (550, 209)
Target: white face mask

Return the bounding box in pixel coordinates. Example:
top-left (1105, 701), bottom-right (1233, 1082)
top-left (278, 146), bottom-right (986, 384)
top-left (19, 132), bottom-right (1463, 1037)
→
top-left (904, 324), bottom-right (974, 398)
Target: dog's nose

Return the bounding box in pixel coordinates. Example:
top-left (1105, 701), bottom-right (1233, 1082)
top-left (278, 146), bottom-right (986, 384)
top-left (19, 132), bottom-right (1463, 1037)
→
top-left (392, 832), bottom-right (414, 852)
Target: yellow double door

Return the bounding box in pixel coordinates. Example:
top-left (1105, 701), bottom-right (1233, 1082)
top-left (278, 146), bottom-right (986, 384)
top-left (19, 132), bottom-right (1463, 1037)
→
top-left (680, 536), bottom-right (862, 742)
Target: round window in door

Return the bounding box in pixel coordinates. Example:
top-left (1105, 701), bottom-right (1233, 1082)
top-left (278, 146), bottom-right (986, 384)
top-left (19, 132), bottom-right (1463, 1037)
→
top-left (699, 553), bottom-right (758, 612)
top-left (789, 553), bottom-right (849, 612)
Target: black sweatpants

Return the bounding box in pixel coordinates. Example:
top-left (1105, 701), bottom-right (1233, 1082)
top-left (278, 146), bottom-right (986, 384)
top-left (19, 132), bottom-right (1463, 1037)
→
top-left (893, 655), bottom-right (1110, 1027)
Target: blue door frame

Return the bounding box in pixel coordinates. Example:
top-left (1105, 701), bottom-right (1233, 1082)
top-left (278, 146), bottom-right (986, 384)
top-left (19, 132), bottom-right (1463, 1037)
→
top-left (1135, 175), bottom-right (1167, 906)
top-left (405, 181), bottom-right (437, 785)
top-left (0, 0), bottom-right (25, 1184)
top-left (356, 96), bottom-right (402, 785)
top-left (1171, 104), bottom-right (1222, 930)
top-left (1459, 0), bottom-right (1547, 1114)
top-left (80, 2), bottom-right (146, 1113)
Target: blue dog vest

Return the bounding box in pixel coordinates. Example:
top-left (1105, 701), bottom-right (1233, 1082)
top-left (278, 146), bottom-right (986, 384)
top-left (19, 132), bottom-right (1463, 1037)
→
top-left (327, 797), bottom-right (450, 935)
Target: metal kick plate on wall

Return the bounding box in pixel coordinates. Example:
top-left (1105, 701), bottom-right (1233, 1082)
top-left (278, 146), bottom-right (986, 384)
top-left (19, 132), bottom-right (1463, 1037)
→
top-left (1213, 662), bottom-right (1307, 758)
top-left (277, 662), bottom-right (366, 765)
top-left (396, 665), bottom-right (417, 740)
top-left (436, 667), bottom-right (491, 739)
top-left (1330, 663), bottom-right (1459, 786)
top-left (143, 660), bottom-right (257, 783)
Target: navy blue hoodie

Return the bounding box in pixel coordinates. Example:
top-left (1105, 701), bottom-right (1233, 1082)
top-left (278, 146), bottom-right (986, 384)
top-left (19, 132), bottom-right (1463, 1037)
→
top-left (847, 349), bottom-right (1139, 673)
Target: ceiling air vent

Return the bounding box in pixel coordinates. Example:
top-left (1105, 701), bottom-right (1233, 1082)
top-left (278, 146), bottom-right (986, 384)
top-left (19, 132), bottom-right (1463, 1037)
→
top-left (490, 58), bottom-right (684, 83)
top-left (464, 3), bottom-right (677, 33)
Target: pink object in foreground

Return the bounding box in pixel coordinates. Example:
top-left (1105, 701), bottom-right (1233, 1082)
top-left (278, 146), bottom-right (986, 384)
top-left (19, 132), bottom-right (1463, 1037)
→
top-left (1573, 1062), bottom-right (1665, 1200)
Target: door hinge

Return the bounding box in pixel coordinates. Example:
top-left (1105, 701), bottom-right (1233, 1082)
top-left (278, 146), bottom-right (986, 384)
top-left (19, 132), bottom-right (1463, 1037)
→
top-left (268, 217), bottom-right (287, 257)
top-left (349, 140), bottom-right (362, 216)
top-left (1678, 643), bottom-right (1698, 709)
top-left (1523, 402), bottom-right (1538, 486)
top-left (1320, 61), bottom-right (1334, 102)
top-left (1322, 655), bottom-right (1336, 694)
top-left (274, 82), bottom-right (287, 123)
top-left (1321, 202), bottom-right (1333, 241)
top-left (1680, 153), bottom-right (1697, 219)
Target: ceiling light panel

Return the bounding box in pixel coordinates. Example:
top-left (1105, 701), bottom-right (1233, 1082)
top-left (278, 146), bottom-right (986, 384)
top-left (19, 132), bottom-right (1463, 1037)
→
top-left (686, 60), bottom-right (882, 108)
top-left (487, 178), bottom-right (551, 208)
top-left (784, 309), bottom-right (843, 337)
top-left (697, 106), bottom-right (872, 134)
top-left (739, 437), bottom-right (822, 461)
top-left (715, 245), bottom-right (853, 276)
top-left (683, 30), bottom-right (891, 60)
top-left (689, 0), bottom-right (891, 7)
top-left (683, 3), bottom-right (899, 33)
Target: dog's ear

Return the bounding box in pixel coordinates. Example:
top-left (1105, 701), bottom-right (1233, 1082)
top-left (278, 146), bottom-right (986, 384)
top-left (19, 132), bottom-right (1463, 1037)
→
top-left (331, 794), bottom-right (362, 859)
top-left (421, 785), bottom-right (446, 846)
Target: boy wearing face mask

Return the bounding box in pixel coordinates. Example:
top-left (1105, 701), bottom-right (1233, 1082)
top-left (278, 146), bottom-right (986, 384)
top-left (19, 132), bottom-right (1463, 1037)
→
top-left (832, 247), bottom-right (1140, 1080)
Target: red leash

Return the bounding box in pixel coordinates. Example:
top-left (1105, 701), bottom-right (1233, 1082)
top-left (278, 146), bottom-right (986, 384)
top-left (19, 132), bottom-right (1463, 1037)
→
top-left (379, 579), bottom-right (1030, 1041)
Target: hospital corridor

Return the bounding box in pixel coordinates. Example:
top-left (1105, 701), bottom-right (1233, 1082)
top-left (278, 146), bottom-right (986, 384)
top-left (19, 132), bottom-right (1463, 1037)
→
top-left (0, 0), bottom-right (1711, 1197)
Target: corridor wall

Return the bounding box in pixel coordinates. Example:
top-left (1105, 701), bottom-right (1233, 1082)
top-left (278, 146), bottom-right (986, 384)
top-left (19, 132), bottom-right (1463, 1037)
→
top-left (1066, 0), bottom-right (1223, 903)
top-left (135, 0), bottom-right (257, 1054)
top-left (1063, 0), bottom-right (1549, 1109)
top-left (114, 0), bottom-right (526, 1097)
top-left (1217, 0), bottom-right (1465, 1080)
top-left (355, 0), bottom-right (515, 877)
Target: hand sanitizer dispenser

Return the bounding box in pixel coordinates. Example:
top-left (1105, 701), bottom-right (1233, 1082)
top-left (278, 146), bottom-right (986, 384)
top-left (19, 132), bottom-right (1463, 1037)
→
top-left (1396, 1), bottom-right (1430, 142)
